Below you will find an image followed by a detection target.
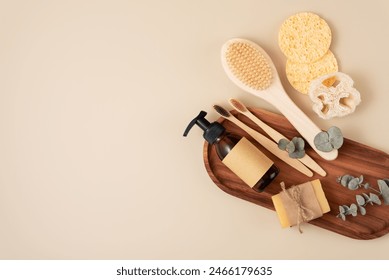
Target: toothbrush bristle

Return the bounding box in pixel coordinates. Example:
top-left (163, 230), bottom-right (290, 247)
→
top-left (225, 42), bottom-right (272, 90)
top-left (229, 99), bottom-right (247, 112)
top-left (213, 105), bottom-right (231, 117)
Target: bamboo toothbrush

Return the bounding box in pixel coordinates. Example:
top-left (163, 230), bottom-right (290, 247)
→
top-left (213, 104), bottom-right (313, 177)
top-left (229, 98), bottom-right (326, 177)
top-left (221, 38), bottom-right (338, 161)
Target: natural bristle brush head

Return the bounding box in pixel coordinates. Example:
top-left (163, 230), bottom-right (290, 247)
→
top-left (213, 104), bottom-right (231, 118)
top-left (223, 40), bottom-right (272, 91)
top-left (229, 98), bottom-right (248, 112)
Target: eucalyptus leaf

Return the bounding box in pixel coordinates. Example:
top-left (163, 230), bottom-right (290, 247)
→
top-left (383, 179), bottom-right (389, 187)
top-left (356, 195), bottom-right (365, 206)
top-left (339, 213), bottom-right (346, 221)
top-left (289, 150), bottom-right (305, 159)
top-left (327, 126), bottom-right (344, 149)
top-left (358, 206), bottom-right (366, 216)
top-left (339, 206), bottom-right (345, 214)
top-left (292, 137), bottom-right (305, 151)
top-left (349, 203), bottom-right (358, 216)
top-left (358, 175), bottom-right (364, 184)
top-left (369, 193), bottom-right (381, 205)
top-left (378, 179), bottom-right (389, 205)
top-left (362, 193), bottom-right (370, 200)
top-left (278, 139), bottom-right (289, 151)
top-left (314, 131), bottom-right (333, 152)
top-left (286, 141), bottom-right (295, 153)
top-left (340, 175), bottom-right (353, 187)
top-left (348, 178), bottom-right (360, 190)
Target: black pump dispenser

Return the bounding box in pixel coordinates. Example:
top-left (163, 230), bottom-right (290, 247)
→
top-left (183, 111), bottom-right (225, 144)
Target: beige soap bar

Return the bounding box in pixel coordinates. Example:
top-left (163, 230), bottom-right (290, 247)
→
top-left (271, 179), bottom-right (330, 228)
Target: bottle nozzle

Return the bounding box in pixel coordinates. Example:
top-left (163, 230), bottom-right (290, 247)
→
top-left (183, 111), bottom-right (209, 137)
top-left (183, 110), bottom-right (225, 144)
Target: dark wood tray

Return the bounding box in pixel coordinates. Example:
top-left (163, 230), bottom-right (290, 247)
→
top-left (203, 108), bottom-right (389, 239)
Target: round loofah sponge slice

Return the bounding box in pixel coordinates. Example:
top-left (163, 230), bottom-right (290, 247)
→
top-left (279, 12), bottom-right (332, 63)
top-left (286, 50), bottom-right (338, 94)
top-left (309, 72), bottom-right (361, 119)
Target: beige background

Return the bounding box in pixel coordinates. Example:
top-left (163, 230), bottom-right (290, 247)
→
top-left (1, 0), bottom-right (389, 259)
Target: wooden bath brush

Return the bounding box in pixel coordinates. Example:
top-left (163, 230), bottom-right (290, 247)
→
top-left (221, 38), bottom-right (338, 161)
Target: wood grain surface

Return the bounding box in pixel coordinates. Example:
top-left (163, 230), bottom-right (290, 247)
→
top-left (203, 108), bottom-right (389, 239)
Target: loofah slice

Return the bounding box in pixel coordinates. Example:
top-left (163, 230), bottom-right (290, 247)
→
top-left (279, 12), bottom-right (332, 63)
top-left (286, 50), bottom-right (338, 94)
top-left (309, 72), bottom-right (361, 119)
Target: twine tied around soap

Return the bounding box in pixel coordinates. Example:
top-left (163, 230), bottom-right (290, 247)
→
top-left (280, 182), bottom-right (315, 233)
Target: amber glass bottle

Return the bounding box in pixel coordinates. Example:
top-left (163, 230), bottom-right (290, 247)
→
top-left (184, 111), bottom-right (279, 192)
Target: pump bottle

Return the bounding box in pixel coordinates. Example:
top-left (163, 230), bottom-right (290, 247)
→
top-left (184, 111), bottom-right (279, 192)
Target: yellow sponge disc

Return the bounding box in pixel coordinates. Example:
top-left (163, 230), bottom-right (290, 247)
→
top-left (286, 50), bottom-right (338, 94)
top-left (279, 12), bottom-right (332, 63)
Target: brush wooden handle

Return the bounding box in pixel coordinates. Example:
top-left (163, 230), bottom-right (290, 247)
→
top-left (244, 109), bottom-right (326, 176)
top-left (245, 110), bottom-right (286, 143)
top-left (227, 117), bottom-right (313, 177)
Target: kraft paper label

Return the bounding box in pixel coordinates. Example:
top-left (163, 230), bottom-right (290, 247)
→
top-left (222, 137), bottom-right (274, 188)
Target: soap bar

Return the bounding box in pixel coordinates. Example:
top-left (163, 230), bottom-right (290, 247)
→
top-left (271, 179), bottom-right (330, 228)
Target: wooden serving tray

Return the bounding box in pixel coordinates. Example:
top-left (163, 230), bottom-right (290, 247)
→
top-left (203, 108), bottom-right (389, 240)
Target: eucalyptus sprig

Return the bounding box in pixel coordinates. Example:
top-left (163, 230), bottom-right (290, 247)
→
top-left (336, 174), bottom-right (389, 221)
top-left (355, 193), bottom-right (381, 216)
top-left (338, 204), bottom-right (358, 220)
top-left (278, 137), bottom-right (305, 159)
top-left (336, 174), bottom-right (373, 191)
